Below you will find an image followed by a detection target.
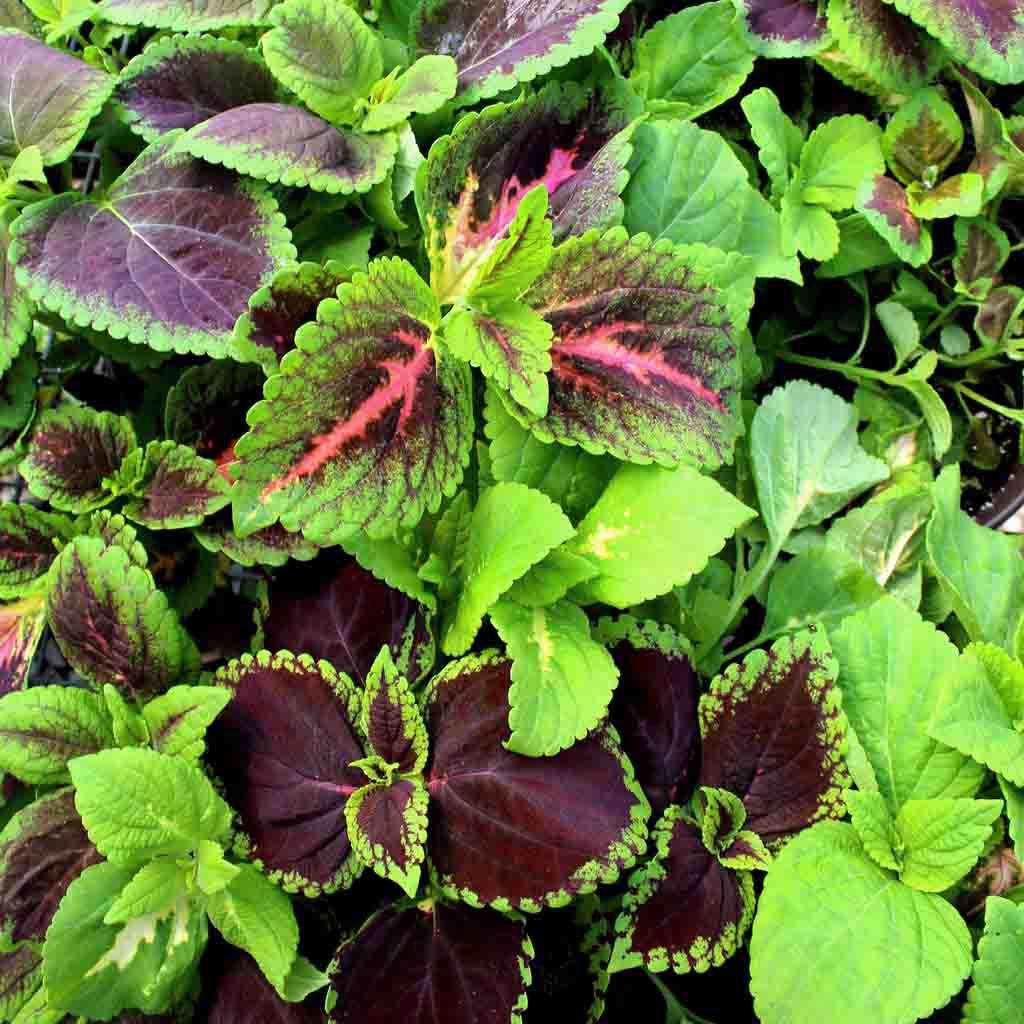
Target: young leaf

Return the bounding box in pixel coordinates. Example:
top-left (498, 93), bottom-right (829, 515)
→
top-left (780, 183), bottom-right (840, 260)
top-left (844, 789), bottom-right (901, 870)
top-left (0, 592), bottom-right (46, 697)
top-left (569, 462), bottom-right (755, 609)
top-left (749, 822), bottom-right (972, 1024)
top-left (360, 55), bottom-right (458, 133)
top-left (21, 405), bottom-right (136, 513)
top-left (907, 173), bottom-right (984, 220)
top-left (206, 650), bottom-right (367, 895)
top-left (142, 685), bottom-right (231, 762)
top-left (502, 549), bottom-right (597, 607)
top-left (953, 217), bottom-right (1010, 298)
top-left (963, 896), bottom-right (1024, 1023)
top-left (797, 114), bottom-right (885, 210)
top-left (327, 902), bottom-right (532, 1024)
top-left (424, 652), bottom-right (649, 909)
top-left (230, 257), bottom-right (472, 544)
top-left (361, 647), bottom-right (427, 773)
top-left (0, 504), bottom-right (73, 599)
top-left (883, 87), bottom-right (963, 186)
top-left (195, 838), bottom-right (241, 896)
top-left (734, 0), bottom-right (830, 56)
top-left (491, 597), bottom-right (619, 757)
top-left (741, 87), bottom-right (804, 202)
top-left (104, 860), bottom-right (187, 924)
top-left (413, 0), bottom-right (630, 104)
top-left (102, 0), bottom-right (274, 28)
top-left (69, 747), bottom-right (233, 865)
top-left (47, 536), bottom-right (200, 699)
top-left (114, 34), bottom-right (277, 143)
top-left (10, 136), bottom-right (295, 359)
top-left (855, 175), bottom-right (931, 267)
top-left (975, 284), bottom-right (1024, 346)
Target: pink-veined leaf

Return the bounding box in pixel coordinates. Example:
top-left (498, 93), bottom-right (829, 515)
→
top-left (0, 592), bottom-right (49, 697)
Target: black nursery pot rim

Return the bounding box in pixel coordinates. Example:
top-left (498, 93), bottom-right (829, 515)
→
top-left (975, 463), bottom-right (1024, 528)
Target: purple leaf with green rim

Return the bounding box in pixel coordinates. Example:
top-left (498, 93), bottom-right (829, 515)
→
top-left (206, 650), bottom-right (368, 895)
top-left (954, 217), bottom-right (1010, 298)
top-left (698, 629), bottom-right (849, 848)
top-left (0, 30), bottom-right (114, 164)
top-left (179, 104), bottom-right (397, 195)
top-left (855, 175), bottom-right (932, 267)
top-left (424, 651), bottom-right (649, 910)
top-left (883, 87), bottom-right (964, 187)
top-left (100, 0), bottom-right (276, 29)
top-left (196, 514), bottom-right (319, 569)
top-left (230, 257), bottom-right (473, 545)
top-left (413, 0), bottom-right (631, 104)
top-left (0, 946), bottom-right (41, 1022)
top-left (975, 284), bottom-right (1024, 345)
top-left (0, 211), bottom-right (32, 380)
top-left (10, 136), bottom-right (295, 359)
top-left (0, 504), bottom-right (74, 599)
top-left (328, 902), bottom-right (532, 1023)
top-left (733, 0), bottom-right (831, 56)
top-left (511, 228), bottom-right (743, 471)
top-left (362, 648), bottom-right (428, 773)
top-left (609, 806), bottom-right (755, 974)
top-left (0, 592), bottom-right (46, 697)
top-left (115, 34), bottom-right (278, 143)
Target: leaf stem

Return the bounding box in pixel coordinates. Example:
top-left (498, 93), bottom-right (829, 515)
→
top-left (953, 382), bottom-right (1024, 426)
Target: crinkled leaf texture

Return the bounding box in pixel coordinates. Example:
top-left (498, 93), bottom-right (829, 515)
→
top-left (328, 902), bottom-right (532, 1024)
top-left (734, 0), bottom-right (831, 56)
top-left (11, 136), bottom-right (295, 358)
top-left (0, 209), bottom-right (33, 381)
top-left (0, 946), bottom-right (42, 1022)
top-left (425, 652), bottom-right (649, 910)
top-left (963, 896), bottom-right (1024, 1023)
top-left (231, 257), bottom-right (472, 544)
top-left (143, 684), bottom-right (231, 762)
top-left (207, 650), bottom-right (368, 895)
top-left (414, 0), bottom-right (631, 104)
top-left (101, 0), bottom-right (275, 29)
top-left (750, 822), bottom-right (973, 1024)
top-left (0, 505), bottom-right (73, 600)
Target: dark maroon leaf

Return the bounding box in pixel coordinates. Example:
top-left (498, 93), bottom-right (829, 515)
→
top-left (975, 284), bottom-right (1024, 345)
top-left (697, 628), bottom-right (849, 848)
top-left (328, 901), bottom-right (531, 1024)
top-left (425, 652), bottom-right (648, 909)
top-left (363, 649), bottom-right (428, 773)
top-left (0, 592), bottom-right (47, 697)
top-left (0, 789), bottom-right (101, 945)
top-left (737, 0), bottom-right (829, 54)
top-left (207, 650), bottom-right (368, 894)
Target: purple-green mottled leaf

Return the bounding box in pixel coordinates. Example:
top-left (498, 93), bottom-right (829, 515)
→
top-left (425, 651), bottom-right (649, 910)
top-left (362, 648), bottom-right (428, 773)
top-left (10, 136), bottom-right (295, 359)
top-left (100, 0), bottom-right (275, 29)
top-left (0, 946), bottom-right (41, 1022)
top-left (975, 284), bottom-right (1024, 345)
top-left (179, 103), bottom-right (397, 195)
top-left (0, 30), bottom-right (113, 164)
top-left (0, 211), bottom-right (32, 380)
top-left (115, 34), bottom-right (277, 143)
top-left (883, 87), bottom-right (964, 186)
top-left (0, 504), bottom-right (73, 599)
top-left (21, 405), bottom-right (136, 513)
top-left (413, 0), bottom-right (631, 104)
top-left (328, 902), bottom-right (532, 1024)
top-left (907, 173), bottom-right (985, 219)
top-left (46, 536), bottom-right (200, 699)
top-left (196, 513), bottom-right (319, 568)
top-left (734, 0), bottom-right (831, 56)
top-left (143, 684), bottom-right (231, 763)
top-left (609, 807), bottom-right (754, 974)
top-left (0, 592), bottom-right (46, 697)
top-left (855, 174), bottom-right (932, 266)
top-left (954, 217), bottom-right (1010, 298)
top-left (231, 257), bottom-right (472, 545)
top-left (207, 650), bottom-right (367, 895)
top-left (0, 0), bottom-right (34, 33)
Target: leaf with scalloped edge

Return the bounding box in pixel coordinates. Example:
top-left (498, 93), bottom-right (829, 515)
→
top-left (954, 217), bottom-right (1010, 299)
top-left (975, 284), bottom-right (1024, 345)
top-left (328, 902), bottom-right (532, 1024)
top-left (845, 789), bottom-right (901, 870)
top-left (883, 87), bottom-right (963, 186)
top-left (46, 536), bottom-right (200, 700)
top-left (0, 592), bottom-right (46, 697)
top-left (11, 136), bottom-right (294, 359)
top-left (197, 515), bottom-right (320, 569)
top-left (963, 896), bottom-right (1024, 1023)
top-left (361, 647), bottom-right (428, 773)
top-left (798, 114), bottom-right (885, 211)
top-left (0, 30), bottom-right (113, 164)
top-left (231, 257), bottom-right (472, 545)
top-left (907, 173), bottom-right (984, 219)
top-left (0, 504), bottom-right (73, 599)
top-left (780, 182), bottom-right (840, 260)
top-left (855, 175), bottom-right (932, 266)
top-left (1, 211), bottom-right (32, 381)
top-left (142, 684), bottom-right (231, 763)
top-left (0, 946), bottom-right (41, 1023)
top-left (741, 87), bottom-right (804, 202)
top-left (360, 55), bottom-right (458, 133)
top-left (114, 35), bottom-right (277, 144)
top-left (734, 0), bottom-right (831, 56)
top-left (231, 261), bottom-right (351, 369)
top-left (21, 405), bottom-right (136, 513)
top-left (413, 0), bottom-right (631, 105)
top-left (207, 650), bottom-right (367, 896)
top-left (502, 549), bottom-right (597, 607)
top-left (85, 511), bottom-right (147, 569)
top-left (425, 651), bottom-right (649, 910)
top-left (609, 806), bottom-right (754, 975)
top-left (100, 0), bottom-right (274, 29)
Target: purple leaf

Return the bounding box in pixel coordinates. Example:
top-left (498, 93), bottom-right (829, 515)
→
top-left (0, 592), bottom-right (47, 697)
top-left (362, 649), bottom-right (428, 772)
top-left (328, 902), bottom-right (532, 1023)
top-left (115, 34), bottom-right (277, 143)
top-left (0, 505), bottom-right (73, 600)
top-left (0, 789), bottom-right (101, 945)
top-left (262, 552), bottom-right (433, 688)
top-left (10, 136), bottom-right (295, 359)
top-left (425, 652), bottom-right (648, 909)
top-left (207, 650), bottom-right (368, 895)
top-left (0, 946), bottom-right (41, 1021)
top-left (196, 513), bottom-right (319, 569)
top-left (413, 0), bottom-right (631, 103)
top-left (602, 616), bottom-right (701, 819)
top-left (855, 174), bottom-right (931, 267)
top-left (735, 0), bottom-right (830, 55)
top-left (610, 807), bottom-right (754, 974)
top-left (698, 628), bottom-right (849, 848)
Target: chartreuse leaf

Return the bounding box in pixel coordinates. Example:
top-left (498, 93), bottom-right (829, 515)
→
top-left (697, 786), bottom-right (747, 853)
top-left (0, 504), bottom-right (74, 599)
top-left (503, 549), bottom-right (598, 607)
top-left (570, 463), bottom-right (755, 609)
top-left (0, 685), bottom-right (114, 783)
top-left (360, 56), bottom-right (458, 133)
top-left (69, 747), bottom-right (232, 866)
top-left (47, 536), bottom-right (200, 699)
top-left (195, 838), bottom-right (241, 896)
top-left (927, 465), bottom-right (1024, 653)
top-left (143, 685), bottom-right (231, 762)
top-left (832, 596), bottom-right (986, 812)
top-left (894, 798), bottom-right (1002, 892)
top-left (360, 647), bottom-right (427, 773)
top-left (103, 860), bottom-right (186, 924)
top-left (780, 181), bottom-right (840, 260)
top-left (11, 137), bottom-right (295, 359)
top-left (231, 257), bottom-right (473, 545)
top-left (749, 822), bottom-right (972, 1024)
top-left (443, 482), bottom-right (575, 655)
top-left (741, 87), bottom-right (804, 201)
top-left (907, 173), bottom-right (984, 220)
top-left (855, 175), bottom-right (931, 267)
top-left (844, 789), bottom-right (901, 870)
top-left (101, 0), bottom-right (274, 28)
top-left (797, 114), bottom-right (885, 210)
top-left (883, 87), bottom-right (963, 186)
top-left (491, 597), bottom-right (619, 757)
top-left (963, 896), bottom-right (1024, 1023)
top-left (102, 685), bottom-right (148, 748)
top-left (1, 209), bottom-right (33, 382)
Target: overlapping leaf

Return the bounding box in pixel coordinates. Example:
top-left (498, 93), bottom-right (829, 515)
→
top-left (0, 504), bottom-right (73, 598)
top-left (734, 0), bottom-right (830, 56)
top-left (100, 0), bottom-right (275, 29)
top-left (0, 591), bottom-right (46, 696)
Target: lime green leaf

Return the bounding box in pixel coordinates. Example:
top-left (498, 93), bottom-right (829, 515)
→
top-left (883, 87), bottom-right (963, 187)
top-left (503, 548), bottom-right (597, 607)
top-left (281, 954), bottom-right (330, 1002)
top-left (104, 860), bottom-right (186, 924)
top-left (741, 86), bottom-right (804, 201)
top-left (797, 114), bottom-right (885, 210)
top-left (142, 685), bottom-right (231, 762)
top-left (907, 174), bottom-right (984, 220)
top-left (361, 55), bottom-right (458, 132)
top-left (963, 896), bottom-right (1024, 1023)
top-left (195, 838), bottom-right (241, 896)
top-left (875, 299), bottom-right (920, 365)
top-left (844, 789), bottom-right (900, 870)
top-left (781, 180), bottom-right (840, 260)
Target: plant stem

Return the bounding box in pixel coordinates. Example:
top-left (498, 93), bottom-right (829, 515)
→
top-left (774, 349), bottom-right (891, 384)
top-left (953, 382), bottom-right (1024, 426)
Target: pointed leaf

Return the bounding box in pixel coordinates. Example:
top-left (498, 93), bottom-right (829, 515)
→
top-left (361, 648), bottom-right (427, 773)
top-left (502, 548), bottom-right (597, 607)
top-left (845, 789), bottom-right (901, 870)
top-left (697, 786), bottom-right (747, 854)
top-left (954, 217), bottom-right (1010, 298)
top-left (101, 0), bottom-right (274, 29)
top-left (142, 684), bottom-right (231, 763)
top-left (104, 860), bottom-right (187, 924)
top-left (855, 175), bottom-right (931, 266)
top-left (195, 840), bottom-right (241, 896)
top-left (0, 592), bottom-right (46, 697)
top-left (798, 114), bottom-right (885, 210)
top-left (206, 650), bottom-right (367, 895)
top-left (963, 896), bottom-right (1024, 1023)
top-left (734, 0), bottom-right (830, 55)
top-left (780, 185), bottom-right (840, 260)
top-left (0, 504), bottom-right (73, 599)
top-left (361, 55), bottom-right (458, 133)
top-left (197, 515), bottom-right (320, 569)
top-left (741, 87), bottom-right (803, 202)
top-left (10, 136), bottom-right (295, 359)
top-left (718, 829), bottom-right (773, 870)
top-left (425, 652), bottom-right (649, 909)
top-left (883, 87), bottom-right (963, 186)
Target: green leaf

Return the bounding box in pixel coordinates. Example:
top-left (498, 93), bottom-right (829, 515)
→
top-left (442, 482), bottom-right (575, 655)
top-left (697, 785), bottom-right (747, 853)
top-left (855, 175), bottom-right (932, 268)
top-left (69, 747), bottom-right (233, 865)
top-left (831, 596), bottom-right (986, 812)
top-left (569, 462), bottom-right (755, 608)
top-left (0, 504), bottom-right (74, 600)
top-left (195, 838), bottom-right (241, 896)
top-left (103, 684), bottom-right (149, 748)
top-left (104, 860), bottom-right (186, 924)
top-left (631, 1), bottom-right (754, 120)
top-left (503, 548), bottom-right (598, 607)
top-left (875, 300), bottom-right (920, 365)
top-left (797, 114), bottom-right (885, 210)
top-left (895, 798), bottom-right (1002, 892)
top-left (907, 174), bottom-right (985, 220)
top-left (844, 789), bottom-right (901, 870)
top-left (0, 209), bottom-right (33, 384)
top-left (361, 55), bottom-right (458, 132)
top-left (491, 597), bottom-right (619, 756)
top-left (360, 646), bottom-right (428, 774)
top-left (749, 822), bottom-right (972, 1024)
top-left (780, 181), bottom-right (841, 260)
top-left (1000, 777), bottom-right (1024, 857)
top-left (281, 954), bottom-right (330, 1002)
top-left (883, 87), bottom-right (963, 187)
top-left (954, 216), bottom-right (1010, 299)
top-left (0, 685), bottom-right (114, 784)
top-left (963, 896), bottom-right (1024, 1023)
top-left (751, 380), bottom-right (889, 550)
top-left (100, 0), bottom-right (272, 28)
top-left (142, 685), bottom-right (231, 762)
top-left (207, 863), bottom-right (299, 997)
top-left (741, 86), bottom-right (804, 201)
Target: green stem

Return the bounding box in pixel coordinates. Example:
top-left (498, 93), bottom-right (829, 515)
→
top-left (774, 349), bottom-right (892, 384)
top-left (954, 382), bottom-right (1024, 426)
top-left (923, 297), bottom-right (967, 339)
